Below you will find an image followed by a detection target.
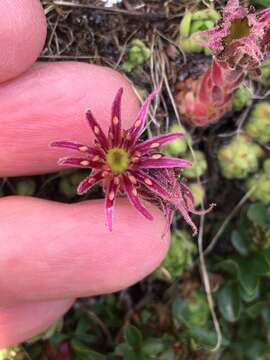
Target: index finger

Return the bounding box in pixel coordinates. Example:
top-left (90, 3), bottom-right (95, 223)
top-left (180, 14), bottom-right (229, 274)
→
top-left (0, 61), bottom-right (139, 177)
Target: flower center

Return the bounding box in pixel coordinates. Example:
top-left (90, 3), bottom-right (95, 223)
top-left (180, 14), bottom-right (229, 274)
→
top-left (223, 18), bottom-right (250, 45)
top-left (106, 147), bottom-right (129, 174)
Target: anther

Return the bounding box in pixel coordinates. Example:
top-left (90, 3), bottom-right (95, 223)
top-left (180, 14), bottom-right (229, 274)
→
top-left (114, 177), bottom-right (120, 185)
top-left (152, 154), bottom-right (162, 160)
top-left (79, 146), bottom-right (88, 152)
top-left (109, 191), bottom-right (115, 201)
top-left (144, 178), bottom-right (153, 186)
top-left (94, 126), bottom-right (100, 135)
top-left (128, 175), bottom-right (137, 184)
top-left (150, 142), bottom-right (160, 149)
top-left (80, 160), bottom-right (90, 166)
top-left (113, 116), bottom-right (119, 125)
top-left (134, 120), bottom-right (141, 128)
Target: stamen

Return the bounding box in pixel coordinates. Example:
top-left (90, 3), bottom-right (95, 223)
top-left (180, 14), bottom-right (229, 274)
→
top-left (109, 191), bottom-right (115, 201)
top-left (144, 178), bottom-right (153, 186)
top-left (106, 147), bottom-right (129, 174)
top-left (134, 120), bottom-right (141, 128)
top-left (93, 155), bottom-right (100, 161)
top-left (128, 175), bottom-right (137, 184)
top-left (102, 171), bottom-right (109, 177)
top-left (113, 116), bottom-right (119, 125)
top-left (80, 160), bottom-right (90, 166)
top-left (79, 146), bottom-right (88, 152)
top-left (94, 126), bottom-right (100, 135)
top-left (114, 177), bottom-right (120, 185)
top-left (131, 156), bottom-right (139, 162)
top-left (151, 154), bottom-right (162, 160)
top-left (150, 142), bottom-right (160, 149)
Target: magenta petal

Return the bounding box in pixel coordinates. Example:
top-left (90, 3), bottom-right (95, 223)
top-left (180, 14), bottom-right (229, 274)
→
top-left (110, 87), bottom-right (123, 146)
top-left (137, 156), bottom-right (192, 169)
top-left (105, 178), bottom-right (119, 231)
top-left (180, 182), bottom-right (215, 215)
top-left (133, 132), bottom-right (183, 153)
top-left (51, 140), bottom-right (102, 157)
top-left (58, 157), bottom-right (104, 169)
top-left (123, 175), bottom-right (153, 221)
top-left (131, 170), bottom-right (170, 199)
top-left (125, 88), bottom-right (160, 146)
top-left (86, 110), bottom-right (109, 150)
top-left (133, 170), bottom-right (198, 234)
top-left (177, 203), bottom-right (198, 236)
top-left (77, 171), bottom-right (104, 195)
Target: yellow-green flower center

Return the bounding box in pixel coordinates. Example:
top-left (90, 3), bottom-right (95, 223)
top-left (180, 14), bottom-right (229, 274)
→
top-left (223, 18), bottom-right (250, 45)
top-left (106, 147), bottom-right (129, 174)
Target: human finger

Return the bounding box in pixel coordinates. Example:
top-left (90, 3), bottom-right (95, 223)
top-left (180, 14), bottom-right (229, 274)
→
top-left (0, 196), bottom-right (170, 306)
top-left (0, 0), bottom-right (46, 83)
top-left (0, 299), bottom-right (73, 349)
top-left (0, 61), bottom-right (139, 177)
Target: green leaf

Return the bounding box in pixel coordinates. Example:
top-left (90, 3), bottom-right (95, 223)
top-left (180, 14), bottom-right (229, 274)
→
top-left (124, 325), bottom-right (143, 349)
top-left (116, 344), bottom-right (138, 360)
top-left (251, 253), bottom-right (270, 275)
top-left (238, 259), bottom-right (260, 297)
top-left (213, 259), bottom-right (239, 276)
top-left (142, 338), bottom-right (165, 355)
top-left (188, 326), bottom-right (218, 348)
top-left (246, 302), bottom-right (266, 318)
top-left (231, 230), bottom-right (249, 256)
top-left (239, 285), bottom-right (259, 302)
top-left (160, 350), bottom-right (176, 360)
top-left (262, 248), bottom-right (270, 270)
top-left (262, 307), bottom-right (270, 342)
top-left (71, 339), bottom-right (106, 360)
top-left (171, 298), bottom-right (189, 326)
top-left (247, 203), bottom-right (269, 227)
top-left (216, 282), bottom-right (242, 322)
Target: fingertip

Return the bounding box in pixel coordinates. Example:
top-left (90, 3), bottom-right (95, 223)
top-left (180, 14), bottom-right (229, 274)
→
top-left (0, 62), bottom-right (139, 176)
top-left (0, 299), bottom-right (73, 349)
top-left (0, 0), bottom-right (47, 83)
top-left (0, 196), bottom-right (170, 304)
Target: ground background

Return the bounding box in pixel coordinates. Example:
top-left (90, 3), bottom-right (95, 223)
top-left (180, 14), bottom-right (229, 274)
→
top-left (2, 0), bottom-right (270, 359)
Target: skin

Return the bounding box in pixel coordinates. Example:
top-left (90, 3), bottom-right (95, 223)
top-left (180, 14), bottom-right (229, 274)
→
top-left (0, 0), bottom-right (170, 349)
top-left (0, 0), bottom-right (47, 83)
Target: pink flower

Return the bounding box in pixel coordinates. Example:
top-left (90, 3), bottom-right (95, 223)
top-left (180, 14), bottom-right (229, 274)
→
top-left (52, 89), bottom-right (211, 234)
top-left (177, 0), bottom-right (270, 126)
top-left (197, 0), bottom-right (270, 74)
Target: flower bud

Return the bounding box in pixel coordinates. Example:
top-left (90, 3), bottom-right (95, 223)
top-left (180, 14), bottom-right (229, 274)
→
top-left (218, 135), bottom-right (263, 179)
top-left (121, 39), bottom-right (151, 73)
top-left (184, 289), bottom-right (209, 327)
top-left (164, 124), bottom-right (191, 156)
top-left (245, 101), bottom-right (270, 144)
top-left (59, 171), bottom-right (87, 198)
top-left (0, 346), bottom-right (22, 360)
top-left (189, 183), bottom-right (205, 207)
top-left (183, 150), bottom-right (207, 178)
top-left (232, 85), bottom-right (252, 111)
top-left (155, 230), bottom-right (196, 281)
top-left (261, 59), bottom-right (270, 84)
top-left (246, 160), bottom-right (270, 204)
top-left (179, 9), bottom-right (219, 55)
